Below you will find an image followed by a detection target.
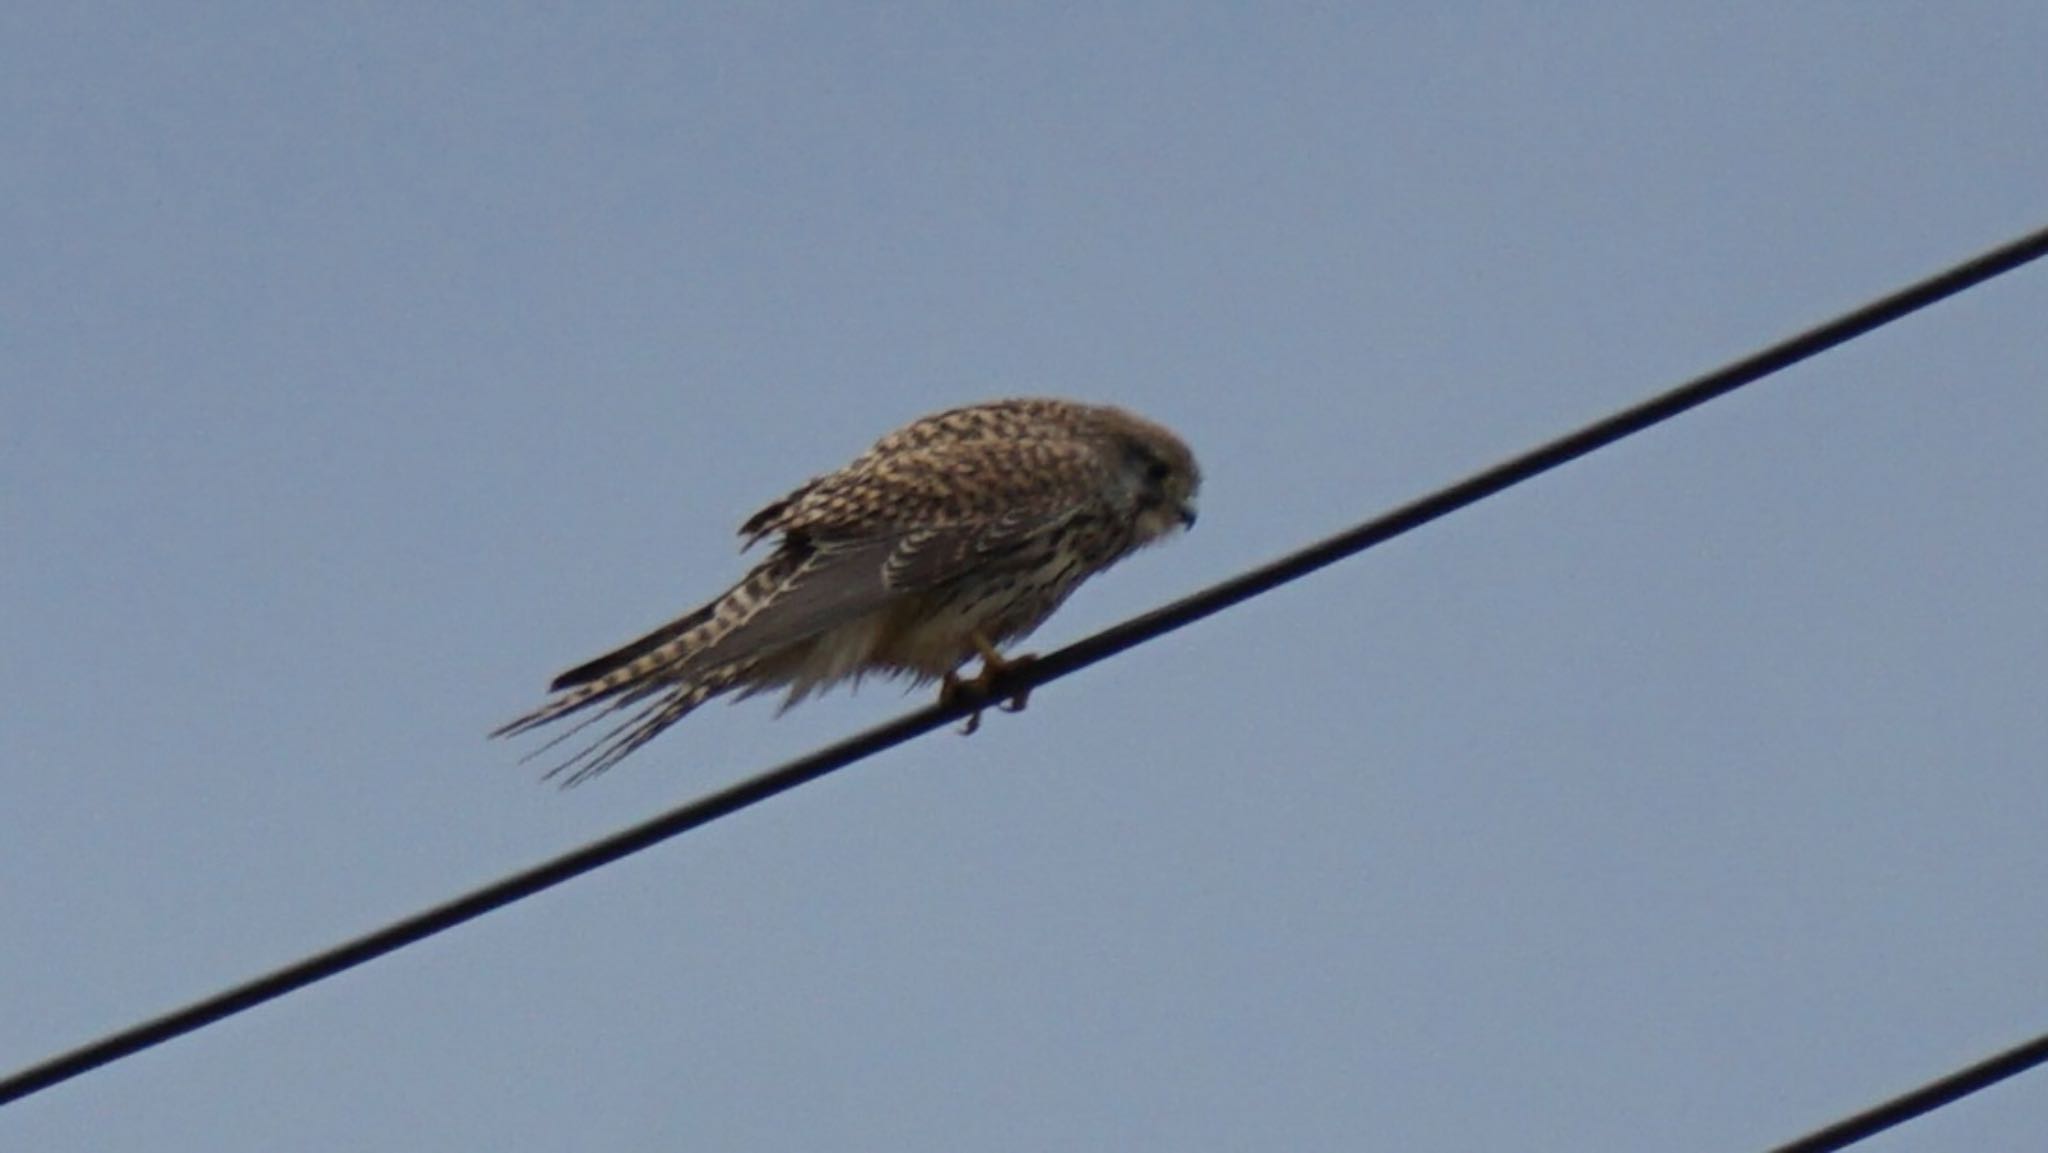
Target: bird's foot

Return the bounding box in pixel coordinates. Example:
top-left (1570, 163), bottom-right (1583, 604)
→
top-left (940, 640), bottom-right (1037, 734)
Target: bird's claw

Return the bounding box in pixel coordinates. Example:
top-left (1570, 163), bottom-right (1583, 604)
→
top-left (941, 643), bottom-right (1037, 734)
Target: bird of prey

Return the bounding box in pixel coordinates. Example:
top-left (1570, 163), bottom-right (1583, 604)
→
top-left (493, 397), bottom-right (1201, 784)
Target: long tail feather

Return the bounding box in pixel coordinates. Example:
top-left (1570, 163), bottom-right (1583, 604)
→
top-left (539, 668), bottom-right (747, 787)
top-left (492, 544), bottom-right (854, 780)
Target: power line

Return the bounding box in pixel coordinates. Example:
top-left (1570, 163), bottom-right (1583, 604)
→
top-left (1765, 1031), bottom-right (2048, 1153)
top-left (4, 223), bottom-right (2046, 1110)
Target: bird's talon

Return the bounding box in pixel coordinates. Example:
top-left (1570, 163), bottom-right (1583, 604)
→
top-left (987, 652), bottom-right (1037, 715)
top-left (940, 644), bottom-right (1037, 733)
top-left (940, 672), bottom-right (986, 734)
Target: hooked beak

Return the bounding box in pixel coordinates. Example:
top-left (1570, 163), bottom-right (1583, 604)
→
top-left (1176, 502), bottom-right (1198, 530)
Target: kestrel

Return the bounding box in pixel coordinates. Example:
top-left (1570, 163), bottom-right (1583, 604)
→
top-left (494, 398), bottom-right (1201, 784)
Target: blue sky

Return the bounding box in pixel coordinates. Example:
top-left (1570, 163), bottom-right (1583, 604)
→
top-left (5, 5), bottom-right (2046, 1149)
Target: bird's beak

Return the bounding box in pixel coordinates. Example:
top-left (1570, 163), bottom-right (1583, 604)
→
top-left (1176, 502), bottom-right (1198, 529)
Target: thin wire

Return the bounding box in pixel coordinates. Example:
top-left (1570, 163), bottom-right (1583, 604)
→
top-left (4, 223), bottom-right (2046, 1110)
top-left (1764, 1031), bottom-right (2048, 1153)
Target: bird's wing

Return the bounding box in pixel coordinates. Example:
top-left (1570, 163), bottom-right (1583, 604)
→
top-left (674, 509), bottom-right (1077, 677)
top-left (876, 506), bottom-right (1072, 590)
top-left (740, 434), bottom-right (1109, 547)
top-left (665, 536), bottom-right (900, 675)
top-left (679, 441), bottom-right (1111, 675)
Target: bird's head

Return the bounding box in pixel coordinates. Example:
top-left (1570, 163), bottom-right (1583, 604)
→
top-left (1096, 406), bottom-right (1201, 545)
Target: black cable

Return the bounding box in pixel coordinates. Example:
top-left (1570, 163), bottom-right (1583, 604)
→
top-left (1765, 1031), bottom-right (2048, 1153)
top-left (4, 224), bottom-right (2045, 1109)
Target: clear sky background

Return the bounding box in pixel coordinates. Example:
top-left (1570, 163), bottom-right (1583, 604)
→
top-left (5, 5), bottom-right (2045, 1150)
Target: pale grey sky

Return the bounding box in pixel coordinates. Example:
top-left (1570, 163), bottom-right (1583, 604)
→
top-left (5, 5), bottom-right (2046, 1150)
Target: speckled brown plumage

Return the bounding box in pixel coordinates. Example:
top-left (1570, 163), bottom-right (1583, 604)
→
top-left (493, 397), bottom-right (1200, 784)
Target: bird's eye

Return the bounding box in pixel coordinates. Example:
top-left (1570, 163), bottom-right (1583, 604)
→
top-left (1123, 440), bottom-right (1174, 485)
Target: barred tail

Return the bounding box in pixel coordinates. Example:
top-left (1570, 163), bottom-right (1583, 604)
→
top-left (491, 551), bottom-right (812, 781)
top-left (534, 664), bottom-right (754, 787)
